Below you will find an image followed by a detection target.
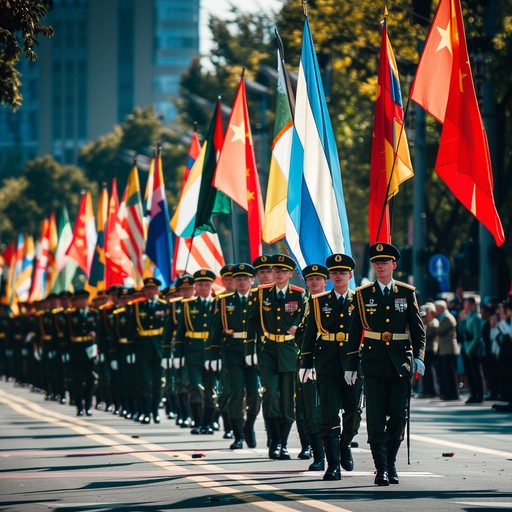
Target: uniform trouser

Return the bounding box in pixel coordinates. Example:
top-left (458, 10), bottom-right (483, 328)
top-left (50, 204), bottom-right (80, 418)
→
top-left (44, 354), bottom-right (60, 397)
top-left (259, 367), bottom-right (295, 424)
top-left (136, 351), bottom-right (164, 414)
top-left (71, 359), bottom-right (98, 410)
top-left (297, 378), bottom-right (322, 436)
top-left (188, 363), bottom-right (217, 408)
top-left (317, 372), bottom-right (362, 440)
top-left (95, 357), bottom-right (112, 405)
top-left (225, 362), bottom-right (261, 420)
top-left (217, 365), bottom-right (230, 414)
top-left (119, 357), bottom-right (137, 412)
top-left (363, 374), bottom-right (409, 445)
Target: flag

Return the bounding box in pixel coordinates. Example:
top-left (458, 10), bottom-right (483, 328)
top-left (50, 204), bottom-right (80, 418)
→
top-left (118, 166), bottom-right (145, 286)
top-left (263, 42), bottom-right (295, 245)
top-left (88, 184), bottom-right (108, 292)
top-left (171, 101), bottom-right (230, 239)
top-left (369, 18), bottom-right (414, 244)
top-left (105, 178), bottom-right (133, 287)
top-left (51, 206), bottom-right (78, 293)
top-left (145, 152), bottom-right (173, 286)
top-left (29, 219), bottom-right (51, 302)
top-left (410, 0), bottom-right (505, 246)
top-left (286, 17), bottom-right (353, 268)
top-left (14, 234), bottom-right (35, 302)
top-left (213, 78), bottom-right (265, 260)
top-left (46, 212), bottom-right (58, 295)
top-left (7, 235), bottom-right (24, 312)
top-left (66, 191), bottom-right (97, 278)
top-left (1, 242), bottom-right (15, 306)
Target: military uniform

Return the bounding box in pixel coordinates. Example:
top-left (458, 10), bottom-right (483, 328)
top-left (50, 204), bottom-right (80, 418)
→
top-left (174, 269), bottom-right (217, 434)
top-left (249, 254), bottom-right (305, 460)
top-left (96, 292), bottom-right (116, 411)
top-left (0, 307), bottom-right (10, 379)
top-left (346, 243), bottom-right (425, 486)
top-left (131, 278), bottom-right (170, 424)
top-left (64, 291), bottom-right (100, 415)
top-left (209, 263), bottom-right (261, 449)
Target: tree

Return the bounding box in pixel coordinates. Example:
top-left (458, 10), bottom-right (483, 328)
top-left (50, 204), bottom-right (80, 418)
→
top-left (0, 0), bottom-right (54, 110)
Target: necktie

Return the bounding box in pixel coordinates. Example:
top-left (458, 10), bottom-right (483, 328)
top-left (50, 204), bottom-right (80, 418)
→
top-left (240, 296), bottom-right (246, 307)
top-left (277, 290), bottom-right (285, 302)
top-left (338, 295), bottom-right (345, 308)
top-left (383, 287), bottom-right (390, 301)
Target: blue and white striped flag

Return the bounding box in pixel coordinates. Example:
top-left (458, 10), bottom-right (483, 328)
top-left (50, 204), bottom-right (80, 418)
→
top-left (286, 17), bottom-right (352, 269)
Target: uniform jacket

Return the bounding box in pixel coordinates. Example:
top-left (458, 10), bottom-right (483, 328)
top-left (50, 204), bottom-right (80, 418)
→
top-left (66, 308), bottom-right (100, 362)
top-left (347, 280), bottom-right (425, 378)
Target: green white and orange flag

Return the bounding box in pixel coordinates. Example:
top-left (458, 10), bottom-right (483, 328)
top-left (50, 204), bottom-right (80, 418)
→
top-left (51, 206), bottom-right (77, 294)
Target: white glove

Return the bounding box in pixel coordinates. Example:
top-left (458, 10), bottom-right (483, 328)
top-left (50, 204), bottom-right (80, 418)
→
top-left (412, 358), bottom-right (425, 376)
top-left (98, 353), bottom-right (105, 363)
top-left (344, 370), bottom-right (358, 385)
top-left (25, 332), bottom-right (35, 343)
top-left (204, 359), bottom-right (210, 370)
top-left (110, 359), bottom-right (119, 371)
top-left (211, 359), bottom-right (221, 372)
top-left (126, 353), bottom-right (136, 364)
top-left (245, 353), bottom-right (258, 366)
top-left (172, 357), bottom-right (182, 369)
top-left (161, 358), bottom-right (170, 369)
top-left (62, 353), bottom-right (70, 363)
top-left (48, 350), bottom-right (56, 360)
top-left (299, 368), bottom-right (313, 382)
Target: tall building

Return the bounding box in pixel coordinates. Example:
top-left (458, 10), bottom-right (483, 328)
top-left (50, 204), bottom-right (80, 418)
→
top-left (0, 0), bottom-right (200, 173)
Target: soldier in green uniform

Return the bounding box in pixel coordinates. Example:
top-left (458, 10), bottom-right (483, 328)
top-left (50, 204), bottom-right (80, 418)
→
top-left (208, 263), bottom-right (261, 449)
top-left (249, 253), bottom-right (305, 460)
top-left (174, 269), bottom-right (217, 434)
top-left (64, 290), bottom-right (100, 416)
top-left (131, 277), bottom-right (170, 424)
top-left (301, 254), bottom-right (362, 480)
top-left (56, 291), bottom-right (72, 404)
top-left (297, 264), bottom-right (329, 473)
top-left (170, 274), bottom-right (195, 428)
top-left (346, 243), bottom-right (426, 486)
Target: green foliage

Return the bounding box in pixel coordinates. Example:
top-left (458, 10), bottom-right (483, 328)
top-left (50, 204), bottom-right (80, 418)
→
top-left (0, 155), bottom-right (95, 242)
top-left (0, 0), bottom-right (54, 110)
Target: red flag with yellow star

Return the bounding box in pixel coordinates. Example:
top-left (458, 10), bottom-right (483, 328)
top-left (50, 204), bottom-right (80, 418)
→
top-left (410, 0), bottom-right (504, 246)
top-left (213, 77), bottom-right (264, 259)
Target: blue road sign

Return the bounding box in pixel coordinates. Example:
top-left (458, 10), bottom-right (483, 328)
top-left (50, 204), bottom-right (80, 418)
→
top-left (429, 254), bottom-right (451, 279)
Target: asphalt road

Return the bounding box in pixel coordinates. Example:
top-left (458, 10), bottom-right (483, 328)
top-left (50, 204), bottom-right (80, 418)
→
top-left (1, 381), bottom-right (511, 512)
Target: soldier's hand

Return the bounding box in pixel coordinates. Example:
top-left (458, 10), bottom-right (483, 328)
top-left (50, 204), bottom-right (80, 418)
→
top-left (245, 353), bottom-right (258, 366)
top-left (161, 358), bottom-right (170, 369)
top-left (98, 353), bottom-right (105, 363)
top-left (62, 353), bottom-right (70, 363)
top-left (344, 370), bottom-right (358, 386)
top-left (299, 368), bottom-right (314, 382)
top-left (287, 325), bottom-right (298, 336)
top-left (110, 359), bottom-right (119, 371)
top-left (210, 360), bottom-right (219, 372)
top-left (204, 360), bottom-right (210, 370)
top-left (172, 357), bottom-right (181, 369)
top-left (412, 358), bottom-right (425, 376)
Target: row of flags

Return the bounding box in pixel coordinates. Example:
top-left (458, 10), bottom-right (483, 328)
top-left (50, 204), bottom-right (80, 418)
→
top-left (0, 0), bottom-right (505, 310)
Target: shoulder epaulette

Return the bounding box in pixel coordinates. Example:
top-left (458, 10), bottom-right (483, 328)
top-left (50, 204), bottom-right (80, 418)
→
top-left (219, 291), bottom-right (235, 300)
top-left (113, 307), bottom-right (126, 315)
top-left (157, 298), bottom-right (168, 304)
top-left (36, 310), bottom-right (45, 316)
top-left (395, 280), bottom-right (416, 291)
top-left (67, 307), bottom-right (77, 312)
top-left (182, 296), bottom-right (198, 303)
top-left (99, 303), bottom-right (115, 311)
top-left (168, 296), bottom-right (183, 303)
top-left (290, 284), bottom-right (305, 293)
top-left (258, 283), bottom-right (275, 289)
top-left (355, 282), bottom-right (374, 292)
top-left (128, 297), bottom-right (146, 306)
top-left (312, 290), bottom-right (330, 300)
top-left (250, 287), bottom-right (259, 293)
top-left (51, 307), bottom-right (64, 314)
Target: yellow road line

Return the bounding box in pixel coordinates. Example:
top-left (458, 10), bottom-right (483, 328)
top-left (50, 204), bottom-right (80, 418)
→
top-left (0, 389), bottom-right (351, 512)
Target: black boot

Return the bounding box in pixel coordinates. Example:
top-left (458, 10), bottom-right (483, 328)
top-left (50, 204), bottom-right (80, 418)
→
top-left (387, 440), bottom-right (401, 484)
top-left (308, 434), bottom-right (325, 471)
top-left (371, 443), bottom-right (389, 486)
top-left (201, 406), bottom-right (215, 434)
top-left (140, 397), bottom-right (151, 424)
top-left (298, 432), bottom-right (312, 460)
top-left (151, 393), bottom-right (161, 424)
top-left (230, 419), bottom-right (244, 449)
top-left (339, 433), bottom-right (354, 471)
top-left (267, 417), bottom-right (281, 459)
top-left (190, 402), bottom-right (203, 434)
top-left (244, 413), bottom-right (257, 448)
top-left (178, 392), bottom-right (192, 428)
top-left (279, 423), bottom-right (293, 460)
top-left (221, 411), bottom-right (234, 439)
top-left (322, 437), bottom-right (341, 480)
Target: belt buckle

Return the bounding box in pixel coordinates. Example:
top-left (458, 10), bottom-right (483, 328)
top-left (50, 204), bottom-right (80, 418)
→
top-left (382, 331), bottom-right (392, 342)
top-left (336, 332), bottom-right (345, 342)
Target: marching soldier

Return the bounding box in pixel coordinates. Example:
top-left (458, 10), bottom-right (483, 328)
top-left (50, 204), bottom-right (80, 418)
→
top-left (56, 291), bottom-right (72, 404)
top-left (301, 254), bottom-right (362, 480)
top-left (131, 277), bottom-right (170, 424)
top-left (0, 304), bottom-right (10, 379)
top-left (64, 290), bottom-right (100, 416)
top-left (249, 253), bottom-right (305, 460)
top-left (297, 264), bottom-right (329, 472)
top-left (174, 269), bottom-right (217, 434)
top-left (208, 263), bottom-right (261, 449)
top-left (346, 243), bottom-right (426, 486)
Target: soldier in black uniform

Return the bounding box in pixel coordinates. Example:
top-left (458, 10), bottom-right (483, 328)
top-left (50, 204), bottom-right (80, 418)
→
top-left (0, 304), bottom-right (10, 380)
top-left (249, 253), bottom-right (305, 460)
top-left (174, 269), bottom-right (217, 434)
top-left (131, 277), bottom-right (170, 424)
top-left (64, 290), bottom-right (100, 416)
top-left (208, 263), bottom-right (261, 449)
top-left (56, 291), bottom-right (72, 404)
top-left (346, 243), bottom-right (426, 486)
top-left (301, 254), bottom-right (362, 480)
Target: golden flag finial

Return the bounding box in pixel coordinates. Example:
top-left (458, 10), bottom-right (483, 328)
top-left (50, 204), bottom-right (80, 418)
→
top-left (302, 0), bottom-right (308, 17)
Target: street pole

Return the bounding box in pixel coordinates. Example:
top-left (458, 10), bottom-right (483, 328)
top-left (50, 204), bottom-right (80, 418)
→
top-left (479, 0), bottom-right (498, 301)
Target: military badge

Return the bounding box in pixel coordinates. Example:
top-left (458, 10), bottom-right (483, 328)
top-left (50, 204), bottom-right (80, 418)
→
top-left (285, 301), bottom-right (298, 313)
top-left (395, 298), bottom-right (407, 312)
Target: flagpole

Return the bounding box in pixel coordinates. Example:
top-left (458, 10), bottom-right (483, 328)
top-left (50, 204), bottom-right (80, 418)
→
top-left (274, 28), bottom-right (296, 118)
